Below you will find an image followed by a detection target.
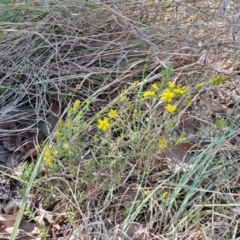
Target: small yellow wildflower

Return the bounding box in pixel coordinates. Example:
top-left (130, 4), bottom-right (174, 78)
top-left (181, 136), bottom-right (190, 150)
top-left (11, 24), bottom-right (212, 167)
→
top-left (143, 90), bottom-right (155, 98)
top-left (209, 75), bottom-right (227, 85)
top-left (120, 96), bottom-right (128, 102)
top-left (144, 190), bottom-right (152, 196)
top-left (176, 133), bottom-right (186, 144)
top-left (43, 146), bottom-right (56, 168)
top-left (165, 104), bottom-right (177, 114)
top-left (184, 95), bottom-right (192, 105)
top-left (75, 111), bottom-right (83, 121)
top-left (151, 83), bottom-right (160, 91)
top-left (133, 109), bottom-right (140, 117)
top-left (168, 81), bottom-right (176, 89)
top-left (159, 138), bottom-right (167, 150)
top-left (97, 117), bottom-right (111, 132)
top-left (65, 120), bottom-right (73, 130)
top-left (63, 143), bottom-right (70, 151)
top-left (173, 86), bottom-right (187, 95)
top-left (161, 89), bottom-right (175, 103)
top-left (162, 191), bottom-right (168, 199)
top-left (132, 80), bottom-right (140, 86)
top-left (56, 119), bottom-right (65, 131)
top-left (195, 82), bottom-right (205, 90)
top-left (108, 109), bottom-right (119, 119)
top-left (73, 99), bottom-right (81, 111)
top-left (55, 131), bottom-right (63, 142)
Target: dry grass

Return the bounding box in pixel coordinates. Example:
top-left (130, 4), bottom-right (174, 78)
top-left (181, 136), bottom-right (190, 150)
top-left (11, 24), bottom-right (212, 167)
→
top-left (1, 0), bottom-right (240, 239)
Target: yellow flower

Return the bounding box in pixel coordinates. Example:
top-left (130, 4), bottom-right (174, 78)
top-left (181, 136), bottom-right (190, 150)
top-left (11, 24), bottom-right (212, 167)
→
top-left (184, 95), bottom-right (192, 105)
top-left (63, 143), bottom-right (70, 151)
top-left (159, 138), bottom-right (167, 150)
top-left (69, 100), bottom-right (81, 115)
top-left (120, 96), bottom-right (128, 102)
top-left (65, 120), bottom-right (73, 130)
top-left (97, 117), bottom-right (111, 132)
top-left (108, 109), bottom-right (119, 119)
top-left (162, 191), bottom-right (168, 199)
top-left (43, 146), bottom-right (56, 168)
top-left (151, 83), bottom-right (160, 91)
top-left (209, 75), bottom-right (227, 85)
top-left (132, 80), bottom-right (140, 86)
top-left (168, 81), bottom-right (176, 89)
top-left (73, 99), bottom-right (81, 111)
top-left (56, 119), bottom-right (65, 131)
top-left (54, 131), bottom-right (63, 142)
top-left (173, 86), bottom-right (187, 96)
top-left (143, 90), bottom-right (155, 98)
top-left (176, 133), bottom-right (186, 144)
top-left (144, 190), bottom-right (151, 196)
top-left (133, 109), bottom-right (140, 117)
top-left (165, 104), bottom-right (177, 114)
top-left (195, 82), bottom-right (205, 90)
top-left (161, 89), bottom-right (175, 103)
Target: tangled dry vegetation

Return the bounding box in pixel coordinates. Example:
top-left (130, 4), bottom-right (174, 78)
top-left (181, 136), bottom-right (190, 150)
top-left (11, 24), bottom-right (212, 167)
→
top-left (1, 0), bottom-right (240, 239)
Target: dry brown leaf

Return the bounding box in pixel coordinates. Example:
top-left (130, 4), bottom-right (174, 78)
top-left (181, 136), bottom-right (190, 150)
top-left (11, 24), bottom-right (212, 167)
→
top-left (204, 101), bottom-right (227, 114)
top-left (3, 136), bottom-right (19, 151)
top-left (40, 104), bottom-right (61, 137)
top-left (115, 185), bottom-right (142, 205)
top-left (165, 142), bottom-right (196, 173)
top-left (0, 122), bottom-right (11, 129)
top-left (4, 198), bottom-right (23, 215)
top-left (0, 214), bottom-right (16, 229)
top-left (49, 104), bottom-right (61, 117)
top-left (0, 224), bottom-right (40, 240)
top-left (180, 113), bottom-right (197, 134)
top-left (0, 205), bottom-right (42, 239)
top-left (19, 219), bottom-right (36, 233)
top-left (123, 222), bottom-right (150, 240)
top-left (124, 223), bottom-right (140, 239)
top-left (51, 198), bottom-right (68, 214)
top-left (0, 147), bottom-right (11, 167)
top-left (22, 148), bottom-right (39, 159)
top-left (36, 203), bottom-right (54, 229)
top-left (7, 152), bottom-right (24, 168)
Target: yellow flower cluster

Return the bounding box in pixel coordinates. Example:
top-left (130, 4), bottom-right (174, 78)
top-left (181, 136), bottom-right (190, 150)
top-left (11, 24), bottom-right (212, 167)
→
top-left (52, 99), bottom-right (83, 159)
top-left (195, 82), bottom-right (205, 90)
top-left (162, 191), bottom-right (168, 199)
top-left (43, 146), bottom-right (56, 168)
top-left (97, 109), bottom-right (119, 132)
top-left (209, 75), bottom-right (227, 85)
top-left (143, 90), bottom-right (155, 98)
top-left (73, 99), bottom-right (81, 111)
top-left (161, 88), bottom-right (175, 103)
top-left (173, 86), bottom-right (187, 96)
top-left (54, 119), bottom-right (65, 142)
top-left (69, 99), bottom-right (81, 115)
top-left (108, 109), bottom-right (119, 119)
top-left (165, 104), bottom-right (177, 114)
top-left (160, 81), bottom-right (187, 114)
top-left (144, 189), bottom-right (152, 196)
top-left (141, 81), bottom-right (187, 114)
top-left (132, 80), bottom-right (140, 86)
top-left (158, 138), bottom-right (167, 150)
top-left (142, 83), bottom-right (160, 99)
top-left (168, 82), bottom-right (176, 89)
top-left (54, 99), bottom-right (83, 142)
top-left (151, 83), bottom-right (160, 91)
top-left (97, 117), bottom-right (111, 132)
